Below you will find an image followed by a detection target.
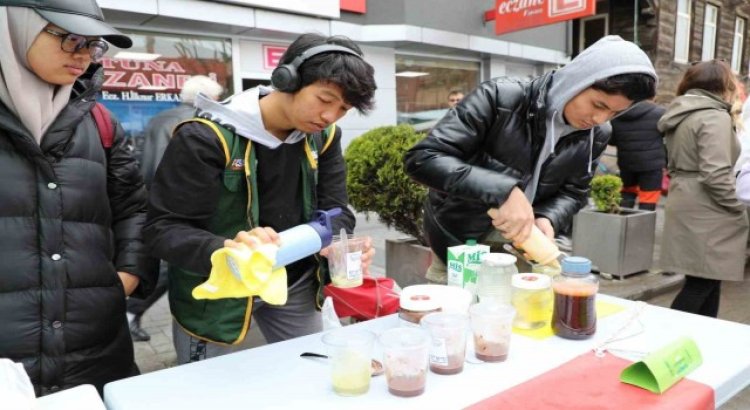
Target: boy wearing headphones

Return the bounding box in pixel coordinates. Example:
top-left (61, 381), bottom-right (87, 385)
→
top-left (143, 33), bottom-right (377, 364)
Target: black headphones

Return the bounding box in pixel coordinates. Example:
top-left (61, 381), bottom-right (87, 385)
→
top-left (271, 44), bottom-right (362, 92)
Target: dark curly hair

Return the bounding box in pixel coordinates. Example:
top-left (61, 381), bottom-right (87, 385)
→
top-left (279, 33), bottom-right (377, 114)
top-left (591, 73), bottom-right (657, 102)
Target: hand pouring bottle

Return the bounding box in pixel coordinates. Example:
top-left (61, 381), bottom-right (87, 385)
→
top-left (273, 208), bottom-right (341, 268)
top-left (223, 208), bottom-right (342, 281)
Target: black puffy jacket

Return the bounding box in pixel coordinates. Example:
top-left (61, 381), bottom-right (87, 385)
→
top-left (0, 69), bottom-right (150, 395)
top-left (404, 73), bottom-right (609, 261)
top-left (609, 101), bottom-right (666, 172)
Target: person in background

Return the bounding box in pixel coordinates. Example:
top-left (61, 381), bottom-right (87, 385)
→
top-left (447, 89), bottom-right (464, 108)
top-left (0, 0), bottom-right (152, 395)
top-left (143, 33), bottom-right (377, 364)
top-left (127, 75), bottom-right (223, 342)
top-left (737, 160), bottom-right (750, 205)
top-left (138, 75), bottom-right (224, 188)
top-left (608, 100), bottom-right (666, 210)
top-left (404, 36), bottom-right (657, 284)
top-left (658, 59), bottom-right (748, 317)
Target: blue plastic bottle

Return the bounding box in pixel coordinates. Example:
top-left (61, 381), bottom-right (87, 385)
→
top-left (273, 208), bottom-right (342, 268)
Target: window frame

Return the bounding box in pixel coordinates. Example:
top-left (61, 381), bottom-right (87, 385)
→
top-left (731, 16), bottom-right (746, 73)
top-left (674, 0), bottom-right (693, 63)
top-left (701, 4), bottom-right (719, 61)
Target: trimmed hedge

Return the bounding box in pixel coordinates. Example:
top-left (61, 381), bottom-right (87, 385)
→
top-left (345, 124), bottom-right (427, 243)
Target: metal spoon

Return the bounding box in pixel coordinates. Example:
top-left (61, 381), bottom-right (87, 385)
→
top-left (300, 352), bottom-right (385, 377)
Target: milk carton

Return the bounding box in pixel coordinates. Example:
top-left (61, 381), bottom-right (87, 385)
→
top-left (446, 240), bottom-right (489, 294)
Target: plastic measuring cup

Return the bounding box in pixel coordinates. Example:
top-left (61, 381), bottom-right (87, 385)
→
top-left (379, 327), bottom-right (430, 397)
top-left (328, 234), bottom-right (365, 288)
top-left (469, 302), bottom-right (516, 362)
top-left (321, 328), bottom-right (376, 396)
top-left (420, 312), bottom-right (468, 375)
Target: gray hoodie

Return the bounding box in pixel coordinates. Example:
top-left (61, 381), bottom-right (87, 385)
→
top-left (193, 85), bottom-right (306, 149)
top-left (525, 35), bottom-right (657, 201)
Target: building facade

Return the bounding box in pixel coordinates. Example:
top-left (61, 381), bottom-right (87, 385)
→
top-left (97, 0), bottom-right (582, 148)
top-left (573, 0), bottom-right (750, 103)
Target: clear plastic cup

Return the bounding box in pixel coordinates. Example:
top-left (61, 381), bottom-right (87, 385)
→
top-left (321, 328), bottom-right (375, 396)
top-left (328, 234), bottom-right (365, 288)
top-left (476, 253), bottom-right (518, 305)
top-left (379, 327), bottom-right (430, 397)
top-left (420, 312), bottom-right (468, 375)
top-left (531, 262), bottom-right (562, 278)
top-left (469, 302), bottom-right (516, 362)
top-left (511, 273), bottom-right (553, 330)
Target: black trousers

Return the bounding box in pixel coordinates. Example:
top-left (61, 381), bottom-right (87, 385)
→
top-left (127, 261), bottom-right (168, 316)
top-left (620, 168), bottom-right (663, 211)
top-left (670, 275), bottom-right (722, 318)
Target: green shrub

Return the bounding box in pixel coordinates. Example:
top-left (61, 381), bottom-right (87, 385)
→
top-left (590, 174), bottom-right (623, 213)
top-left (345, 124), bottom-right (428, 244)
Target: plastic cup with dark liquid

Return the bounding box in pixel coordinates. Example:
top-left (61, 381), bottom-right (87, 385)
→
top-left (379, 327), bottom-right (430, 397)
top-left (468, 302), bottom-right (515, 362)
top-left (420, 312), bottom-right (468, 375)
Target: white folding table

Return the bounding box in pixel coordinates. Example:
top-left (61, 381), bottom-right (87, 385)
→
top-left (103, 294), bottom-right (750, 409)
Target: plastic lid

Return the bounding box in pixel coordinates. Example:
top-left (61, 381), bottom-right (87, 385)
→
top-left (400, 285), bottom-right (442, 311)
top-left (561, 256), bottom-right (592, 276)
top-left (466, 239), bottom-right (477, 246)
top-left (511, 273), bottom-right (551, 290)
top-left (480, 253), bottom-right (517, 267)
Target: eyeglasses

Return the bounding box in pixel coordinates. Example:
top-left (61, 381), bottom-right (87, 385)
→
top-left (44, 28), bottom-right (109, 63)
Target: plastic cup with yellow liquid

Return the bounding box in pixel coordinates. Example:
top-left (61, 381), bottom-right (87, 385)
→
top-left (322, 328), bottom-right (375, 396)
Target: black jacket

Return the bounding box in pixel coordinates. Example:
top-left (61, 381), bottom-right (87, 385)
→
top-left (609, 101), bottom-right (666, 172)
top-left (139, 103), bottom-right (196, 188)
top-left (0, 69), bottom-right (149, 395)
top-left (143, 120), bottom-right (355, 280)
top-left (404, 74), bottom-right (609, 261)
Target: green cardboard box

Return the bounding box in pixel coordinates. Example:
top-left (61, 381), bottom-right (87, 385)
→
top-left (447, 241), bottom-right (489, 294)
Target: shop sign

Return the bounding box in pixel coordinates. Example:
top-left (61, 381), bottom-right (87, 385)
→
top-left (340, 0), bottom-right (366, 13)
top-left (263, 45), bottom-right (288, 70)
top-left (484, 0), bottom-right (595, 35)
top-left (213, 0), bottom-right (340, 19)
top-left (99, 57), bottom-right (229, 103)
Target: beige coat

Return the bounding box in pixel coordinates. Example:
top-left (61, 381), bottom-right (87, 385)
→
top-left (657, 89), bottom-right (748, 281)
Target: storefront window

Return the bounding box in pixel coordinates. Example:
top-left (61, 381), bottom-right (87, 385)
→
top-left (395, 56), bottom-right (480, 129)
top-left (98, 31), bottom-right (233, 157)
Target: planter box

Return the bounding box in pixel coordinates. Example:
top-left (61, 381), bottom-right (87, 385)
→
top-left (572, 207), bottom-right (656, 279)
top-left (385, 237), bottom-right (433, 288)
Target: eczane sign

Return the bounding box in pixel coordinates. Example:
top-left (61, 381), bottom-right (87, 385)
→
top-left (486, 0), bottom-right (596, 35)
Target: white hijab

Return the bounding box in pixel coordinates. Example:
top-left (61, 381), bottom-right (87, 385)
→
top-left (0, 7), bottom-right (73, 143)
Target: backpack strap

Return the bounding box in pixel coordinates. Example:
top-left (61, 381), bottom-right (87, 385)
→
top-left (177, 117), bottom-right (259, 226)
top-left (91, 102), bottom-right (114, 149)
top-left (320, 123), bottom-right (336, 154)
top-left (176, 117), bottom-right (232, 167)
top-left (303, 123), bottom-right (338, 170)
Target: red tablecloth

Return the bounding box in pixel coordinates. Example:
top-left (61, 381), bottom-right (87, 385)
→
top-left (466, 351), bottom-right (714, 410)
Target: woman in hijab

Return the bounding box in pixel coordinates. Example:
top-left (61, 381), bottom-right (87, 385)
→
top-left (0, 2), bottom-right (151, 395)
top-left (657, 60), bottom-right (749, 317)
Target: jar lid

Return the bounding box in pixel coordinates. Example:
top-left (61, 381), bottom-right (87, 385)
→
top-left (480, 253), bottom-right (517, 267)
top-left (400, 285), bottom-right (442, 311)
top-left (511, 273), bottom-right (551, 290)
top-left (561, 256), bottom-right (592, 275)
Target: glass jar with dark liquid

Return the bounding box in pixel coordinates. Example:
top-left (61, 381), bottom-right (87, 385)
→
top-left (552, 256), bottom-right (598, 339)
